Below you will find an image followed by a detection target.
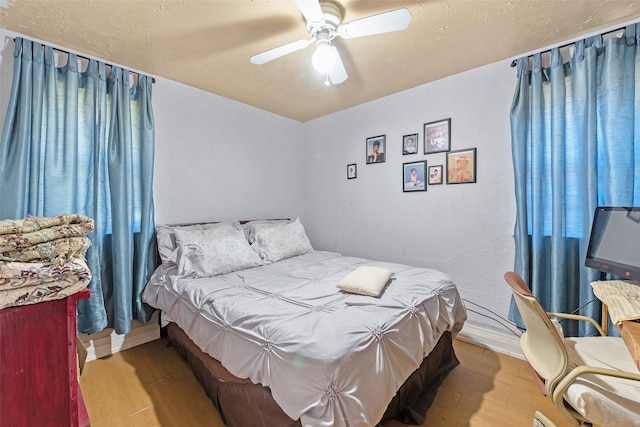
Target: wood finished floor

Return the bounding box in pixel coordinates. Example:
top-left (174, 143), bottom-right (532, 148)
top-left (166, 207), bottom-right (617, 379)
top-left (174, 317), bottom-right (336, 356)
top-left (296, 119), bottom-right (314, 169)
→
top-left (80, 338), bottom-right (575, 427)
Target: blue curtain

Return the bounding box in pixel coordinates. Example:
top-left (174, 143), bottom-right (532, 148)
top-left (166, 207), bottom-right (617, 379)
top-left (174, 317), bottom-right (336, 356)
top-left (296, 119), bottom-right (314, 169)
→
top-left (510, 24), bottom-right (640, 336)
top-left (0, 38), bottom-right (156, 334)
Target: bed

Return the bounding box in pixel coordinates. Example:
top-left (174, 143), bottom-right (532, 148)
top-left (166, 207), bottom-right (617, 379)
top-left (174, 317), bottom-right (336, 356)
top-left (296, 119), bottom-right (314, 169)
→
top-left (142, 219), bottom-right (467, 427)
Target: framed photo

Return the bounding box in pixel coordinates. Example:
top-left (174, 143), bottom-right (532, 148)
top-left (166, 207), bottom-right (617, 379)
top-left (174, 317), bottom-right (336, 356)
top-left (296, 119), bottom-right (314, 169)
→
top-left (347, 163), bottom-right (357, 179)
top-left (428, 164), bottom-right (443, 185)
top-left (366, 135), bottom-right (386, 164)
top-left (403, 161), bottom-right (426, 192)
top-left (446, 148), bottom-right (476, 184)
top-left (402, 133), bottom-right (418, 155)
top-left (424, 118), bottom-right (451, 154)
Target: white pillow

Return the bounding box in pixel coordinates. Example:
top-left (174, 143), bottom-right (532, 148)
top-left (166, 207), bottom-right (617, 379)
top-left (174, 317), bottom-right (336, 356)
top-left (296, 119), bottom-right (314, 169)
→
top-left (252, 218), bottom-right (312, 263)
top-left (242, 219), bottom-right (290, 243)
top-left (336, 266), bottom-right (394, 297)
top-left (156, 222), bottom-right (242, 264)
top-left (174, 227), bottom-right (262, 277)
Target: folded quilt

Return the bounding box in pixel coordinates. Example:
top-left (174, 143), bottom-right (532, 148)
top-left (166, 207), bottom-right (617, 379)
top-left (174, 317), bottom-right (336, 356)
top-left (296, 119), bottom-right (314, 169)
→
top-left (0, 260), bottom-right (91, 310)
top-left (0, 214), bottom-right (94, 263)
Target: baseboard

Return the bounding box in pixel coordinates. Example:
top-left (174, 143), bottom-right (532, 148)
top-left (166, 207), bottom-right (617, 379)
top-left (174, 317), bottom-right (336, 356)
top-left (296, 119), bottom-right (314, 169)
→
top-left (78, 311), bottom-right (160, 362)
top-left (456, 323), bottom-right (524, 360)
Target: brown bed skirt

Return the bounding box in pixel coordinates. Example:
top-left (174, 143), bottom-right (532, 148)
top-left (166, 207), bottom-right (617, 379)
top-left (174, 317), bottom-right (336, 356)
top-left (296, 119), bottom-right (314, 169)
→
top-left (166, 322), bottom-right (459, 427)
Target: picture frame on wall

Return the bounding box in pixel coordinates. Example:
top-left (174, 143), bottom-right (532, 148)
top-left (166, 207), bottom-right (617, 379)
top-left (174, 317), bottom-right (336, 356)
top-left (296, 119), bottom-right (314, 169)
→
top-left (446, 148), bottom-right (476, 184)
top-left (428, 164), bottom-right (443, 185)
top-left (424, 118), bottom-right (451, 154)
top-left (403, 160), bottom-right (426, 192)
top-left (347, 163), bottom-right (357, 179)
top-left (366, 135), bottom-right (386, 164)
top-left (402, 133), bottom-right (419, 155)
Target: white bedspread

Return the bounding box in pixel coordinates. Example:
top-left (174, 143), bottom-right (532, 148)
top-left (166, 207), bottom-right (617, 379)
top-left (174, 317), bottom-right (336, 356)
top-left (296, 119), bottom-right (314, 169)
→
top-left (142, 251), bottom-right (467, 427)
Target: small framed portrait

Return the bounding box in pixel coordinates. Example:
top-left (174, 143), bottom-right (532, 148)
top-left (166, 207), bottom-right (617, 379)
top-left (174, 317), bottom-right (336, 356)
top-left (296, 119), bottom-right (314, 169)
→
top-left (446, 148), bottom-right (476, 184)
top-left (428, 164), bottom-right (443, 185)
top-left (403, 161), bottom-right (427, 192)
top-left (402, 133), bottom-right (419, 155)
top-left (424, 118), bottom-right (451, 154)
top-left (347, 163), bottom-right (357, 179)
top-left (366, 135), bottom-right (386, 164)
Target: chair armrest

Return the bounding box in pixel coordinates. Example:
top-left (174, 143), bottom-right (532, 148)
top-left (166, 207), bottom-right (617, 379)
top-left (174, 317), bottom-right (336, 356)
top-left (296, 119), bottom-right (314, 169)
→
top-left (552, 364), bottom-right (640, 410)
top-left (547, 312), bottom-right (605, 336)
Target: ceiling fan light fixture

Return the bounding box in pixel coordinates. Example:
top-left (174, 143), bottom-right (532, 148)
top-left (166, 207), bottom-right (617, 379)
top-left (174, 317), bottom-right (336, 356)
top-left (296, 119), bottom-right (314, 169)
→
top-left (312, 42), bottom-right (336, 72)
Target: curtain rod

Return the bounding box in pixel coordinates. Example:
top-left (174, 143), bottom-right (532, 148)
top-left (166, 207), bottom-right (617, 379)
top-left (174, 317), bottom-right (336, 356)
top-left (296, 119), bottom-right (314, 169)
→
top-left (509, 25), bottom-right (627, 68)
top-left (14, 37), bottom-right (155, 83)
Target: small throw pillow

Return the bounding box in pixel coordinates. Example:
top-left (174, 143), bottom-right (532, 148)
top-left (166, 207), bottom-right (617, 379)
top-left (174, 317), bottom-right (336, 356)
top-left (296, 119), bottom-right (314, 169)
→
top-left (252, 218), bottom-right (313, 263)
top-left (174, 228), bottom-right (262, 277)
top-left (337, 266), bottom-right (394, 297)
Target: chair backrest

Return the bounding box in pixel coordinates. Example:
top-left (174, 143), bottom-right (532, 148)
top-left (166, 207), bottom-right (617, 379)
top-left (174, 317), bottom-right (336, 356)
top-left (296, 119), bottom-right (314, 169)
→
top-left (504, 272), bottom-right (569, 396)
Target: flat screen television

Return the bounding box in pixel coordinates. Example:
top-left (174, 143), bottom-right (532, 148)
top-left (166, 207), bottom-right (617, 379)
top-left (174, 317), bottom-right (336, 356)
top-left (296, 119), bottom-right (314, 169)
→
top-left (585, 206), bottom-right (640, 281)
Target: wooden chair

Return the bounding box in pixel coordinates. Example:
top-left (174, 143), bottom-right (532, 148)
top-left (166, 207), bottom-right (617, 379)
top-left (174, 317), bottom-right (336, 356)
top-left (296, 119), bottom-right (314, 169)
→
top-left (504, 271), bottom-right (640, 427)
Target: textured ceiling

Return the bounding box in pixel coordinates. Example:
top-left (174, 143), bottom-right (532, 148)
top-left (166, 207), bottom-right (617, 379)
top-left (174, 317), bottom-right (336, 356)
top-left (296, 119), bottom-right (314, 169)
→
top-left (2, 0), bottom-right (640, 122)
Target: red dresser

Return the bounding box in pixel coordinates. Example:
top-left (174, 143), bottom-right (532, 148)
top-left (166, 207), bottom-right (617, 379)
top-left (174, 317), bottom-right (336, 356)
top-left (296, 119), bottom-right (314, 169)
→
top-left (0, 289), bottom-right (90, 427)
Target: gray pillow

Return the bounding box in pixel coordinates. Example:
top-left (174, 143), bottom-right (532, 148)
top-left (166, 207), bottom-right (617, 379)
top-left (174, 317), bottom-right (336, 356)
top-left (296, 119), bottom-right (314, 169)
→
top-left (174, 227), bottom-right (262, 277)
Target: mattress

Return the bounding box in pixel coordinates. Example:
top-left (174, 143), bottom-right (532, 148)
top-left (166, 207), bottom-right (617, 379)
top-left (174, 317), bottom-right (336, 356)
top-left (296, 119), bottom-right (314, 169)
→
top-left (142, 250), bottom-right (466, 426)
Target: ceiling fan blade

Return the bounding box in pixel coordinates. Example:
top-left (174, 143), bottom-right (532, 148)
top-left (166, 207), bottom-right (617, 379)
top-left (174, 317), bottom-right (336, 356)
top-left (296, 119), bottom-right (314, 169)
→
top-left (338, 8), bottom-right (411, 39)
top-left (250, 39), bottom-right (311, 65)
top-left (295, 0), bottom-right (323, 23)
top-left (328, 46), bottom-right (348, 85)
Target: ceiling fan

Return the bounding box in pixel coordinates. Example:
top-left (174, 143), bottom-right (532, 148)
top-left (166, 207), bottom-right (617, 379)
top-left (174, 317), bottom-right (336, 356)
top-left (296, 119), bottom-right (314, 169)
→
top-left (250, 0), bottom-right (412, 86)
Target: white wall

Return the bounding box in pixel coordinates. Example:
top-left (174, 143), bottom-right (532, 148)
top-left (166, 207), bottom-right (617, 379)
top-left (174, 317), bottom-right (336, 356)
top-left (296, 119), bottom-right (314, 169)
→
top-left (303, 62), bottom-right (518, 334)
top-left (152, 76), bottom-right (305, 225)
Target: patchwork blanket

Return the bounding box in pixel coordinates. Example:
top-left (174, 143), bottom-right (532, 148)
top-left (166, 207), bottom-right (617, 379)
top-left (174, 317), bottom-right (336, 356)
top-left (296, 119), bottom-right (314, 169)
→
top-left (0, 214), bottom-right (94, 310)
top-left (0, 214), bottom-right (93, 263)
top-left (0, 260), bottom-right (92, 309)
